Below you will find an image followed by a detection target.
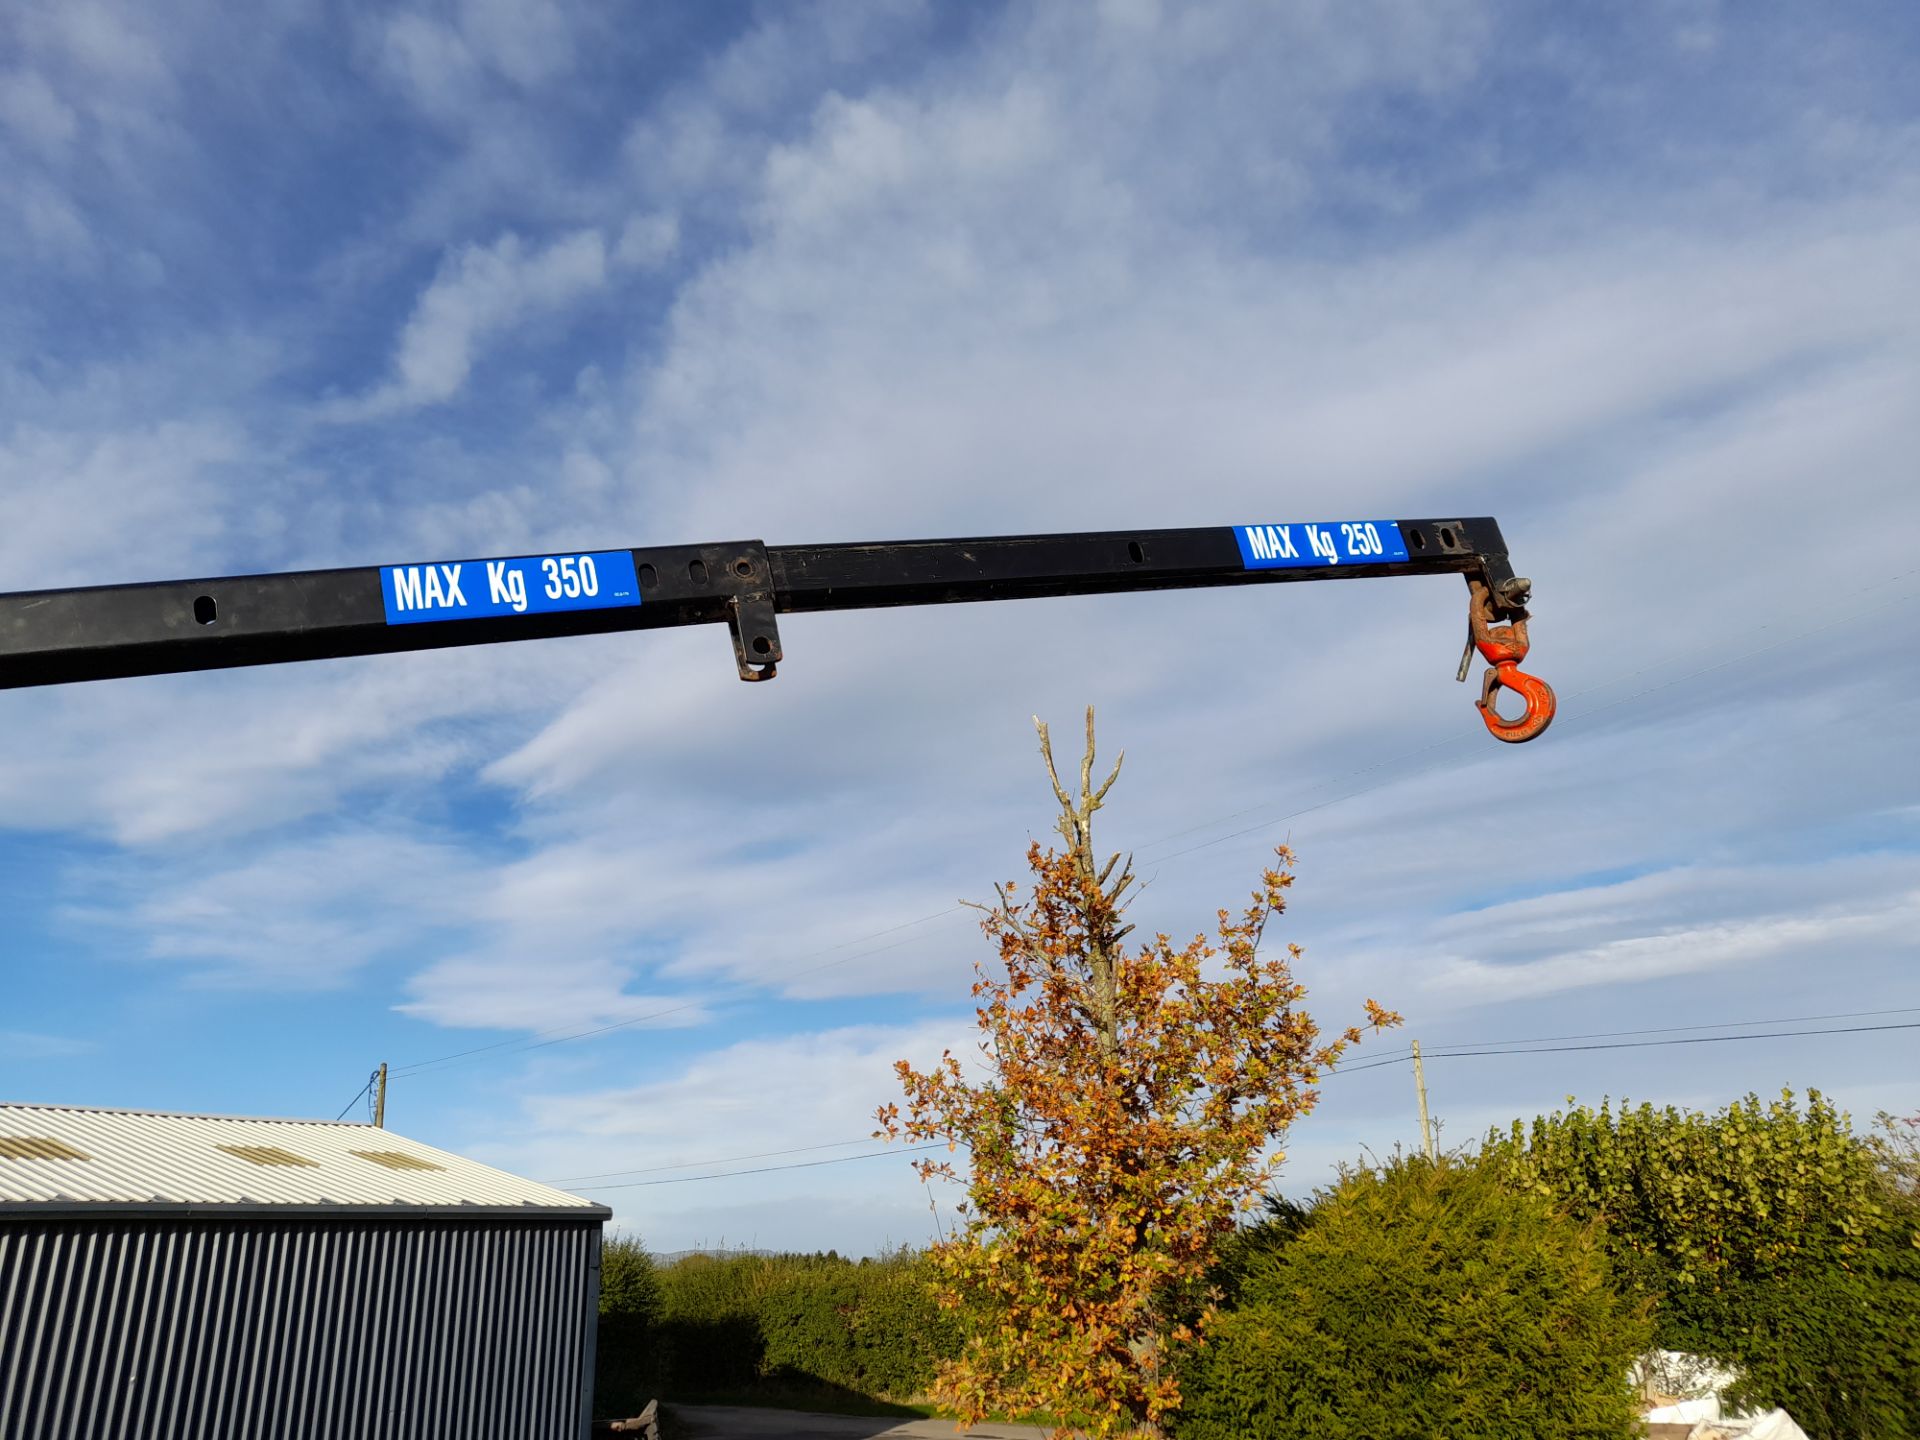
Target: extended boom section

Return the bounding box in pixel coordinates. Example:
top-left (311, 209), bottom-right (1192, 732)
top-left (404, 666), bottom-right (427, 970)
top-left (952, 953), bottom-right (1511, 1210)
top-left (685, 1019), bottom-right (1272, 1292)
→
top-left (0, 518), bottom-right (1552, 740)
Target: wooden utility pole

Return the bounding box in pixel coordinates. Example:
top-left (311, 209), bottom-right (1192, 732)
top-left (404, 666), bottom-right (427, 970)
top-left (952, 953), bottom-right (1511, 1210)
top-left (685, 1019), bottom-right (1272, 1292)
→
top-left (1411, 1040), bottom-right (1435, 1161)
top-left (374, 1063), bottom-right (388, 1129)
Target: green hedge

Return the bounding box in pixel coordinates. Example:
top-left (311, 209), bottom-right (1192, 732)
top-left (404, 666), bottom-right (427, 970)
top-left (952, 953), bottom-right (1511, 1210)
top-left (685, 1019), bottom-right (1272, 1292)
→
top-left (601, 1234), bottom-right (665, 1321)
top-left (1665, 1232), bottom-right (1920, 1440)
top-left (1174, 1156), bottom-right (1649, 1440)
top-left (1483, 1090), bottom-right (1920, 1439)
top-left (598, 1097), bottom-right (1920, 1430)
top-left (595, 1234), bottom-right (667, 1415)
top-left (594, 1247), bottom-right (960, 1414)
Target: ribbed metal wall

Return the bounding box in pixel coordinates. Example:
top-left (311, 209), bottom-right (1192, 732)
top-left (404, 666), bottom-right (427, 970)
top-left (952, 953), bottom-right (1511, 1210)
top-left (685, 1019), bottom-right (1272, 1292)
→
top-left (0, 1215), bottom-right (601, 1440)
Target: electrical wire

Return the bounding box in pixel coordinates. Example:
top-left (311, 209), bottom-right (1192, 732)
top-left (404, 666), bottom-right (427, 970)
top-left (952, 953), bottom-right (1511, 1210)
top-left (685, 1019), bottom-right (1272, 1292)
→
top-left (333, 1072), bottom-right (375, 1121)
top-left (392, 565), bottom-right (1920, 1085)
top-left (1425, 1004), bottom-right (1920, 1052)
top-left (563, 1142), bottom-right (950, 1191)
top-left (541, 1005), bottom-right (1919, 1185)
top-left (1325, 1018), bottom-right (1920, 1076)
top-left (551, 1020), bottom-right (1920, 1190)
top-left (1423, 1020), bottom-right (1920, 1059)
top-left (552, 1136), bottom-right (889, 1184)
top-left (1325, 1050), bottom-right (1422, 1076)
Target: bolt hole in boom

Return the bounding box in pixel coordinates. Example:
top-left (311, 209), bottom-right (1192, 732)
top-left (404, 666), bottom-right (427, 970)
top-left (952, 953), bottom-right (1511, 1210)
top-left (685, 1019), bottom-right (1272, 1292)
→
top-left (638, 563), bottom-right (658, 590)
top-left (688, 559), bottom-right (708, 586)
top-left (1127, 540), bottom-right (1145, 563)
top-left (193, 595), bottom-right (218, 625)
top-left (751, 635), bottom-right (772, 656)
top-left (1407, 527), bottom-right (1427, 550)
top-left (1439, 526), bottom-right (1457, 547)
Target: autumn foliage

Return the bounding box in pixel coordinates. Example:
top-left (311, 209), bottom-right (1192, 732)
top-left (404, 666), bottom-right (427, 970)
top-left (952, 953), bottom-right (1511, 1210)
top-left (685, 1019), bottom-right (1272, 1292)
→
top-left (876, 711), bottom-right (1399, 1437)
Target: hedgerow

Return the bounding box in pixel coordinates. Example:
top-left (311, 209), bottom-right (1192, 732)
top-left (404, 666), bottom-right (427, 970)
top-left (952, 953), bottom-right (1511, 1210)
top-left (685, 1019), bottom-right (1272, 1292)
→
top-left (594, 1247), bottom-right (959, 1414)
top-left (596, 1093), bottom-right (1920, 1432)
top-left (1173, 1156), bottom-right (1648, 1440)
top-left (1482, 1089), bottom-right (1920, 1439)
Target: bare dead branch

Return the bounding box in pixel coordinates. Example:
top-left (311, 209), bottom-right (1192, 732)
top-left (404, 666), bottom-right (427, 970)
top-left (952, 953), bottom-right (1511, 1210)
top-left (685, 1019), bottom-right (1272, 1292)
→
top-left (1079, 706), bottom-right (1098, 812)
top-left (1033, 715), bottom-right (1075, 815)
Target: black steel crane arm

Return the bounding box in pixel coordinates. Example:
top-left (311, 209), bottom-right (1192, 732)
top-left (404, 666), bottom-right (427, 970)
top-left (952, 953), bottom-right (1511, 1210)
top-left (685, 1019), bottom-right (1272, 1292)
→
top-left (0, 517), bottom-right (1549, 738)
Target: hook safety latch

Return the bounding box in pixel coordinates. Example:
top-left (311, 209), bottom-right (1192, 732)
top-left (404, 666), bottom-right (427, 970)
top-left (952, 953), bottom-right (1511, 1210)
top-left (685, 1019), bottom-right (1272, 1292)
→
top-left (1464, 578), bottom-right (1555, 743)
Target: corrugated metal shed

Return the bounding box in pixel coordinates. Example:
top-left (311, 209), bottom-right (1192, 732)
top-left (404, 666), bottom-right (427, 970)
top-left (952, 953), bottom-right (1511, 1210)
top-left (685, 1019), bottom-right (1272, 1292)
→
top-left (0, 1103), bottom-right (610, 1440)
top-left (0, 1101), bottom-right (603, 1212)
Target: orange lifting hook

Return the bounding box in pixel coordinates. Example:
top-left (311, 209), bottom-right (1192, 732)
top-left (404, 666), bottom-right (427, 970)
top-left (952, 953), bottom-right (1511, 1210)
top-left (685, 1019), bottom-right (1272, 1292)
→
top-left (1465, 578), bottom-right (1556, 743)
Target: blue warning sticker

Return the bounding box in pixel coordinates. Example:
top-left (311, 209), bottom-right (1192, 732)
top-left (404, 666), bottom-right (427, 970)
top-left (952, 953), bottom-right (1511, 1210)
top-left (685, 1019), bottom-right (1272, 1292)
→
top-left (379, 551), bottom-right (642, 625)
top-left (1233, 521), bottom-right (1408, 569)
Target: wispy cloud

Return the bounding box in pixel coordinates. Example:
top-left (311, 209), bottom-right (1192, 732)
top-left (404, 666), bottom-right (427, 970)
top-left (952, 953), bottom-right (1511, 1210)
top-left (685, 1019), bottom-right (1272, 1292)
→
top-left (0, 1031), bottom-right (97, 1060)
top-left (65, 827), bottom-right (485, 990)
top-left (0, 69), bottom-right (79, 153)
top-left (371, 0), bottom-right (582, 121)
top-left (335, 228), bottom-right (609, 415)
top-left (2, 0), bottom-right (1917, 1247)
top-left (1427, 893), bottom-right (1920, 1002)
top-left (465, 1020), bottom-right (974, 1250)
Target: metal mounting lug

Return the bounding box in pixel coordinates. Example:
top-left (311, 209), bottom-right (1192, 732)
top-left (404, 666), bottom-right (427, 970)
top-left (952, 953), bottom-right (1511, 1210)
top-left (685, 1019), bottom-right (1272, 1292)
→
top-left (726, 591), bottom-right (781, 681)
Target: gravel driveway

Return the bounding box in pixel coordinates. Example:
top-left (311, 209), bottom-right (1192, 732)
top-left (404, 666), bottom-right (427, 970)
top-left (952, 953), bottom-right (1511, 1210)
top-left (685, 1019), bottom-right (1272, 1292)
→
top-left (673, 1404), bottom-right (1051, 1439)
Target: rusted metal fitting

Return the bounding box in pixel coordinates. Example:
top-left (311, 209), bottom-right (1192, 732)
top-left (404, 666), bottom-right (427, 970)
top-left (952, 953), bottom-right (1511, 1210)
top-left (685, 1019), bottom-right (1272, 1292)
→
top-left (1466, 578), bottom-right (1555, 743)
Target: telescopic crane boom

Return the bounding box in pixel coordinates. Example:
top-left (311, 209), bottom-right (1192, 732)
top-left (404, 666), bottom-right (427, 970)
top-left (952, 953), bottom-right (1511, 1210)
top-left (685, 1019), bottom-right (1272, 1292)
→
top-left (0, 517), bottom-right (1554, 741)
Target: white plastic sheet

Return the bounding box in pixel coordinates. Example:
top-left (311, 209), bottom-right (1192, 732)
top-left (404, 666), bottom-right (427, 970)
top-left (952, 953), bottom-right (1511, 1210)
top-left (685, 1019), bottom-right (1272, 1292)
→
top-left (1682, 1409), bottom-right (1810, 1440)
top-left (1634, 1351), bottom-right (1808, 1440)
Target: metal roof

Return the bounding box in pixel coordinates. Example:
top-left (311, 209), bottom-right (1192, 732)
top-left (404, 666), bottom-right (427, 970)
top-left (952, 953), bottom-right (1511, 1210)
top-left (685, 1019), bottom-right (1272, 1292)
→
top-left (0, 1103), bottom-right (606, 1217)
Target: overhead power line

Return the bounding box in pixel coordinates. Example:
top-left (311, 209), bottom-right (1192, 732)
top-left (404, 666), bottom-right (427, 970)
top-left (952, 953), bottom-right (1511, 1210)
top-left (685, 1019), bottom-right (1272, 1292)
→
top-left (1329, 1019), bottom-right (1920, 1075)
top-left (542, 1004), bottom-right (1919, 1188)
top-left (550, 1019), bottom-right (1920, 1191)
top-left (333, 1072), bottom-right (376, 1121)
top-left (564, 1142), bottom-right (950, 1192)
top-left (1423, 1020), bottom-right (1920, 1059)
top-left (552, 1135), bottom-right (889, 1184)
top-left (1429, 1004), bottom-right (1920, 1052)
top-left (393, 567), bottom-right (1920, 1085)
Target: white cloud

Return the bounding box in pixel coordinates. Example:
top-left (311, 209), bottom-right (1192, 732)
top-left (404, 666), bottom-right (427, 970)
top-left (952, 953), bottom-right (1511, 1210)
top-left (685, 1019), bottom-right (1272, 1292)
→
top-left (341, 228), bottom-right (608, 414)
top-left (5, 0), bottom-right (1920, 1250)
top-left (0, 1031), bottom-right (96, 1060)
top-left (374, 0), bottom-right (578, 119)
top-left (376, 12), bottom-right (482, 124)
top-left (0, 419), bottom-right (240, 589)
top-left (614, 211), bottom-right (678, 270)
top-left (38, 0), bottom-right (170, 87)
top-left (5, 173), bottom-right (95, 259)
top-left (455, 0), bottom-right (575, 90)
top-left (1427, 893), bottom-right (1920, 1002)
top-left (616, 0), bottom-right (940, 223)
top-left (0, 69), bottom-right (78, 152)
top-left (396, 960), bottom-right (711, 1035)
top-left (457, 1019), bottom-right (976, 1251)
top-left (67, 828), bottom-right (484, 990)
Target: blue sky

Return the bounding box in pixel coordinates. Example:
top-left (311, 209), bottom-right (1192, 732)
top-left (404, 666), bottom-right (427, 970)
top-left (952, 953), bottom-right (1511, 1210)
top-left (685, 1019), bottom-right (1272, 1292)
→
top-left (2, 0), bottom-right (1917, 1255)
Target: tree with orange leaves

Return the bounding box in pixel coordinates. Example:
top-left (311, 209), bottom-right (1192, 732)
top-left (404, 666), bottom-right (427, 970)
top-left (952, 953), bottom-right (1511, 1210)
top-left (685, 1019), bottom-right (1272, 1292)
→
top-left (876, 711), bottom-right (1399, 1438)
